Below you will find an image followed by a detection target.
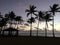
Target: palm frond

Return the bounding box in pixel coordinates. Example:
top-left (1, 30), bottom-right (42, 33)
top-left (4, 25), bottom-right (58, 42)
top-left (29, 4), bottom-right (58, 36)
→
top-left (35, 16), bottom-right (38, 19)
top-left (56, 7), bottom-right (60, 10)
top-left (24, 23), bottom-right (29, 26)
top-left (34, 10), bottom-right (37, 12)
top-left (27, 13), bottom-right (30, 17)
top-left (53, 4), bottom-right (59, 8)
top-left (56, 11), bottom-right (60, 12)
top-left (25, 9), bottom-right (30, 12)
top-left (50, 6), bottom-right (53, 10)
top-left (31, 5), bottom-right (36, 9)
top-left (33, 13), bottom-right (37, 16)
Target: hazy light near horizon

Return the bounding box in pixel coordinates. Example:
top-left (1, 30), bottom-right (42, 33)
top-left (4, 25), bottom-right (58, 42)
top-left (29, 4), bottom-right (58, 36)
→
top-left (8, 22), bottom-right (60, 31)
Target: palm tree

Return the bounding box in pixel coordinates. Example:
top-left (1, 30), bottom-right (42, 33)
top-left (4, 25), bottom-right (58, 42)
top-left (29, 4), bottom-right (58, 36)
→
top-left (0, 12), bottom-right (3, 20)
top-left (5, 11), bottom-right (16, 28)
top-left (43, 12), bottom-right (53, 37)
top-left (0, 12), bottom-right (3, 35)
top-left (35, 11), bottom-right (44, 36)
top-left (0, 18), bottom-right (8, 28)
top-left (49, 4), bottom-right (60, 37)
top-left (14, 16), bottom-right (24, 29)
top-left (0, 17), bottom-right (8, 35)
top-left (4, 14), bottom-right (10, 28)
top-left (8, 11), bottom-right (16, 28)
top-left (25, 5), bottom-right (37, 36)
top-left (27, 17), bottom-right (35, 36)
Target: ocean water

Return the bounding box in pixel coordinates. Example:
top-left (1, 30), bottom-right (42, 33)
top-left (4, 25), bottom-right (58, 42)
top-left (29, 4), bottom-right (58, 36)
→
top-left (16, 31), bottom-right (60, 37)
top-left (1, 30), bottom-right (60, 37)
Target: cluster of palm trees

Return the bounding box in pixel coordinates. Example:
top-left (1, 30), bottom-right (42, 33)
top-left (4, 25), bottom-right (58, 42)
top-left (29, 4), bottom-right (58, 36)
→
top-left (25, 4), bottom-right (60, 37)
top-left (0, 4), bottom-right (60, 37)
top-left (0, 11), bottom-right (24, 35)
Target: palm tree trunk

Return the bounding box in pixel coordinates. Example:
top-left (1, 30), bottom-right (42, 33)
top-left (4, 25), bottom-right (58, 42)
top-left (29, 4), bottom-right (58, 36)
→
top-left (37, 20), bottom-right (39, 36)
top-left (45, 21), bottom-right (47, 37)
top-left (0, 28), bottom-right (1, 36)
top-left (30, 23), bottom-right (32, 36)
top-left (52, 16), bottom-right (55, 37)
top-left (23, 22), bottom-right (25, 30)
top-left (17, 21), bottom-right (18, 30)
top-left (9, 20), bottom-right (12, 28)
top-left (16, 21), bottom-right (18, 36)
top-left (0, 27), bottom-right (2, 36)
top-left (30, 14), bottom-right (32, 36)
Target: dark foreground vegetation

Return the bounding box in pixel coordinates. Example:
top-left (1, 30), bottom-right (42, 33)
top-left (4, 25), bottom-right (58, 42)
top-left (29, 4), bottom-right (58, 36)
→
top-left (0, 36), bottom-right (60, 45)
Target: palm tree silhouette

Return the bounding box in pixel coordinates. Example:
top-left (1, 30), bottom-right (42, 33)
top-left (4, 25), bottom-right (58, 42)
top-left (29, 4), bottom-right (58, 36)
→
top-left (0, 12), bottom-right (3, 35)
top-left (49, 4), bottom-right (60, 37)
top-left (27, 17), bottom-right (35, 36)
top-left (35, 11), bottom-right (44, 36)
top-left (9, 11), bottom-right (16, 28)
top-left (0, 17), bottom-right (8, 35)
top-left (25, 5), bottom-right (37, 36)
top-left (0, 12), bottom-right (3, 19)
top-left (5, 11), bottom-right (16, 28)
top-left (43, 12), bottom-right (53, 37)
top-left (4, 14), bottom-right (10, 28)
top-left (14, 16), bottom-right (24, 29)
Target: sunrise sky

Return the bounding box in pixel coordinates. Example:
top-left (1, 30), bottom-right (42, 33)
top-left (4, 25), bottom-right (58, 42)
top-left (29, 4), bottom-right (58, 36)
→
top-left (0, 0), bottom-right (60, 31)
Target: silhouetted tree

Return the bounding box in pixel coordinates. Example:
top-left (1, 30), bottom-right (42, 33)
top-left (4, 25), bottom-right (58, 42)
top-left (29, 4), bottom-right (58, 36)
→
top-left (49, 4), bottom-right (60, 37)
top-left (4, 14), bottom-right (10, 28)
top-left (27, 17), bottom-right (35, 36)
top-left (14, 16), bottom-right (24, 29)
top-left (43, 12), bottom-right (53, 37)
top-left (0, 12), bottom-right (3, 35)
top-left (5, 11), bottom-right (16, 28)
top-left (0, 12), bottom-right (3, 19)
top-left (35, 11), bottom-right (44, 36)
top-left (25, 5), bottom-right (37, 36)
top-left (0, 17), bottom-right (8, 35)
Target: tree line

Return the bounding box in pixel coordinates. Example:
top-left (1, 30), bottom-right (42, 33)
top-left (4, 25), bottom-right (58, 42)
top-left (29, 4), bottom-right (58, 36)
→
top-left (25, 4), bottom-right (60, 37)
top-left (0, 11), bottom-right (24, 33)
top-left (0, 4), bottom-right (60, 37)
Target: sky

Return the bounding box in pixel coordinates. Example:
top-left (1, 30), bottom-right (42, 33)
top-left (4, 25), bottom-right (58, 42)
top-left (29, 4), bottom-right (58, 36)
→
top-left (0, 0), bottom-right (60, 31)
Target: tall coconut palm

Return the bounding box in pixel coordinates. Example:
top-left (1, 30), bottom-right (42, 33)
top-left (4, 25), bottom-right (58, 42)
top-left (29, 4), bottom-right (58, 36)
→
top-left (35, 11), bottom-right (44, 36)
top-left (27, 17), bottom-right (35, 36)
top-left (5, 11), bottom-right (16, 28)
top-left (49, 4), bottom-right (60, 37)
top-left (14, 16), bottom-right (24, 29)
top-left (43, 12), bottom-right (53, 37)
top-left (25, 5), bottom-right (37, 36)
